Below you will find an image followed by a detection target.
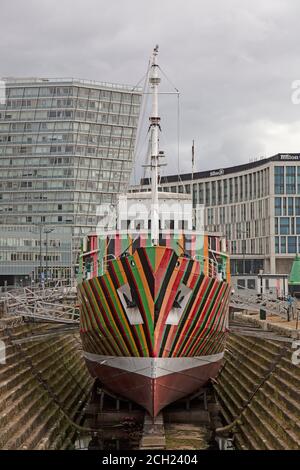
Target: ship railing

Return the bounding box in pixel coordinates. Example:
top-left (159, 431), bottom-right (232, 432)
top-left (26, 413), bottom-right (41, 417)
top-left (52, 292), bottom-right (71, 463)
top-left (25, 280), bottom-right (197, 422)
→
top-left (193, 254), bottom-right (226, 279)
top-left (230, 282), bottom-right (297, 320)
top-left (102, 254), bottom-right (116, 273)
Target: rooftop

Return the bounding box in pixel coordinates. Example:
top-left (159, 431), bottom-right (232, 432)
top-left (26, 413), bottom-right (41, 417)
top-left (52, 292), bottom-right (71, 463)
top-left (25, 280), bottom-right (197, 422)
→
top-left (141, 153), bottom-right (300, 185)
top-left (2, 77), bottom-right (142, 93)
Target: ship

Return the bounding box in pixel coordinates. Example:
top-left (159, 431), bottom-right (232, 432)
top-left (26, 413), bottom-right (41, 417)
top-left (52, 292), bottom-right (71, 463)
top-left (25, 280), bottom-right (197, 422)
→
top-left (77, 46), bottom-right (231, 417)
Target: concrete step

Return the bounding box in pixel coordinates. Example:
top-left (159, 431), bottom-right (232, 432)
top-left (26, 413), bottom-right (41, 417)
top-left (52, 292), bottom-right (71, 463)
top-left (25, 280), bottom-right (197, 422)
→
top-left (244, 404), bottom-right (286, 450)
top-left (0, 338), bottom-right (79, 413)
top-left (225, 341), bottom-right (268, 380)
top-left (21, 371), bottom-right (90, 450)
top-left (279, 356), bottom-right (300, 379)
top-left (2, 353), bottom-right (84, 449)
top-left (228, 336), bottom-right (279, 371)
top-left (230, 334), bottom-right (283, 360)
top-left (253, 393), bottom-right (300, 449)
top-left (276, 363), bottom-right (300, 389)
top-left (237, 418), bottom-right (270, 450)
top-left (49, 379), bottom-right (88, 449)
top-left (222, 359), bottom-right (260, 394)
top-left (0, 336), bottom-right (65, 383)
top-left (268, 372), bottom-right (300, 404)
top-left (214, 381), bottom-right (241, 421)
top-left (0, 350), bottom-right (81, 446)
top-left (13, 365), bottom-right (90, 450)
top-left (0, 341), bottom-right (80, 425)
top-left (220, 367), bottom-right (250, 406)
top-left (258, 384), bottom-right (300, 434)
top-left (261, 381), bottom-right (300, 424)
top-left (46, 374), bottom-right (91, 450)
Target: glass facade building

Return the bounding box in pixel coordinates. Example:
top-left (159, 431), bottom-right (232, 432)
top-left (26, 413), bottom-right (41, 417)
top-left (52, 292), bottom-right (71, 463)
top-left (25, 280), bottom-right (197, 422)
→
top-left (135, 153), bottom-right (300, 283)
top-left (0, 78), bottom-right (142, 285)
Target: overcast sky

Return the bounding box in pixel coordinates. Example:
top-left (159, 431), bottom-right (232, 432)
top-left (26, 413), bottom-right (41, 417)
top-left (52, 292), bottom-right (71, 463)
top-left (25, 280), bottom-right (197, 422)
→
top-left (1, 0), bottom-right (300, 180)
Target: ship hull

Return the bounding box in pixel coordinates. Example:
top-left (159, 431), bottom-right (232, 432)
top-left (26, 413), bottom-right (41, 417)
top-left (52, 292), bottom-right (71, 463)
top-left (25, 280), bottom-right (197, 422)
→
top-left (78, 246), bottom-right (230, 417)
top-left (83, 353), bottom-right (223, 416)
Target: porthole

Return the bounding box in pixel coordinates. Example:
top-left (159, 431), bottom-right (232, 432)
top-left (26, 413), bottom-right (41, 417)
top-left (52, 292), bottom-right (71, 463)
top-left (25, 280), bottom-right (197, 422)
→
top-left (131, 260), bottom-right (135, 267)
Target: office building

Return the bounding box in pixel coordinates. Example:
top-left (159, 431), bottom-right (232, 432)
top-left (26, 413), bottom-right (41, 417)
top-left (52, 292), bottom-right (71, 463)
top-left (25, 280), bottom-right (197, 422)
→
top-left (136, 153), bottom-right (300, 290)
top-left (0, 78), bottom-right (141, 285)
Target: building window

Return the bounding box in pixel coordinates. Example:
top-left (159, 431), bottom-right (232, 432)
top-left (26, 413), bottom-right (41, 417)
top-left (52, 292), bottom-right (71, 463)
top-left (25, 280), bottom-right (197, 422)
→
top-left (288, 197), bottom-right (294, 216)
top-left (295, 197), bottom-right (300, 216)
top-left (280, 217), bottom-right (289, 235)
top-left (239, 176), bottom-right (243, 201)
top-left (249, 174), bottom-right (252, 199)
top-left (231, 205), bottom-right (236, 222)
top-left (220, 207), bottom-right (225, 224)
top-left (275, 236), bottom-right (279, 254)
top-left (234, 177), bottom-right (238, 201)
top-left (243, 174), bottom-right (247, 200)
top-left (198, 183), bottom-right (203, 204)
top-left (205, 182), bottom-right (210, 205)
top-left (288, 236), bottom-right (297, 253)
top-left (297, 167), bottom-right (300, 194)
top-left (275, 217), bottom-right (279, 235)
top-left (229, 179), bottom-right (233, 203)
top-left (217, 180), bottom-right (222, 205)
top-left (211, 181), bottom-right (216, 205)
top-left (192, 184), bottom-right (197, 207)
top-left (223, 180), bottom-right (228, 204)
top-left (275, 197), bottom-right (281, 216)
top-left (286, 166), bottom-right (296, 194)
top-left (207, 208), bottom-right (214, 225)
top-left (281, 237), bottom-right (287, 253)
top-left (274, 166), bottom-right (284, 194)
top-left (247, 279), bottom-right (256, 290)
top-left (237, 279), bottom-right (246, 289)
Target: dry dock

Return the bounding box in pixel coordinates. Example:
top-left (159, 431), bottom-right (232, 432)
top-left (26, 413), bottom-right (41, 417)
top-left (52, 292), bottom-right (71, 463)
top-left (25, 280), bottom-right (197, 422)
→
top-left (0, 311), bottom-right (299, 450)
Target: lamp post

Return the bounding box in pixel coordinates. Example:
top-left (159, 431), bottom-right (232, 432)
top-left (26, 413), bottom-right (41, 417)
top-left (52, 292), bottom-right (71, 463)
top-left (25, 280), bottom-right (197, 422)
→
top-left (33, 223), bottom-right (44, 285)
top-left (45, 228), bottom-right (55, 283)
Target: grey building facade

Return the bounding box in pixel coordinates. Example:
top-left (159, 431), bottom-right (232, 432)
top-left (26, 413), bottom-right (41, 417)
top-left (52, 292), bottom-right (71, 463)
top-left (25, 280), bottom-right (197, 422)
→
top-left (0, 78), bottom-right (141, 285)
top-left (137, 153), bottom-right (300, 287)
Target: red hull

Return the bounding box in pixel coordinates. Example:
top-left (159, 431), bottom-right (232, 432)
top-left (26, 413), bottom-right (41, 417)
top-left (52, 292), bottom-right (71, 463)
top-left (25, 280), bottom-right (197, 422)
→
top-left (85, 357), bottom-right (222, 417)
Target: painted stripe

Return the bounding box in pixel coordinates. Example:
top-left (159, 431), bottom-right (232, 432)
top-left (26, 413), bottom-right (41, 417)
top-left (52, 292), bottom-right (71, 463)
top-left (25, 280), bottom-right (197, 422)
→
top-left (83, 351), bottom-right (224, 378)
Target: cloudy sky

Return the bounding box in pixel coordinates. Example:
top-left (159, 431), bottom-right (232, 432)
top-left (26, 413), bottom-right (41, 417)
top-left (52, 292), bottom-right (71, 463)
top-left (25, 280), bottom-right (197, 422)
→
top-left (1, 0), bottom-right (300, 181)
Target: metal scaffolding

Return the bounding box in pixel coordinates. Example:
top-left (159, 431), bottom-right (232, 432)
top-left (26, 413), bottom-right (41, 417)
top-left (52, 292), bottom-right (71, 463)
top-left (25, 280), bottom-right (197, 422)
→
top-left (0, 281), bottom-right (79, 324)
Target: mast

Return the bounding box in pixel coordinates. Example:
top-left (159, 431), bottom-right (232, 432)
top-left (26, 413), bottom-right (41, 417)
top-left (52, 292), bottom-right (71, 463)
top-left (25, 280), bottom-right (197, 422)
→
top-left (192, 140), bottom-right (195, 182)
top-left (149, 45), bottom-right (161, 246)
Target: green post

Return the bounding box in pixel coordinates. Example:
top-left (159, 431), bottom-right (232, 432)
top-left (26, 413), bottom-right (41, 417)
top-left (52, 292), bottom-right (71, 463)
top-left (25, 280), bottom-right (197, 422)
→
top-left (260, 308), bottom-right (266, 320)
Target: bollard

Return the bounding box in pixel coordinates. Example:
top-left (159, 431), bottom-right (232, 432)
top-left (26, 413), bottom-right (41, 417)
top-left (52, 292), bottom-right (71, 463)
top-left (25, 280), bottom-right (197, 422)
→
top-left (259, 308), bottom-right (266, 320)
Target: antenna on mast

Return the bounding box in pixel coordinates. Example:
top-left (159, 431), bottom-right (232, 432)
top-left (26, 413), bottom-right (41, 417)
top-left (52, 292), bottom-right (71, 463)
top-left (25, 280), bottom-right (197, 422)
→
top-left (149, 45), bottom-right (161, 246)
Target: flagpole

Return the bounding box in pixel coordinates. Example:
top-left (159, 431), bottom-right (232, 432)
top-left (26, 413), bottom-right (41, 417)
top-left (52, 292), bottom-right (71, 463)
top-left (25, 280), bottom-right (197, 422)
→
top-left (192, 140), bottom-right (195, 182)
